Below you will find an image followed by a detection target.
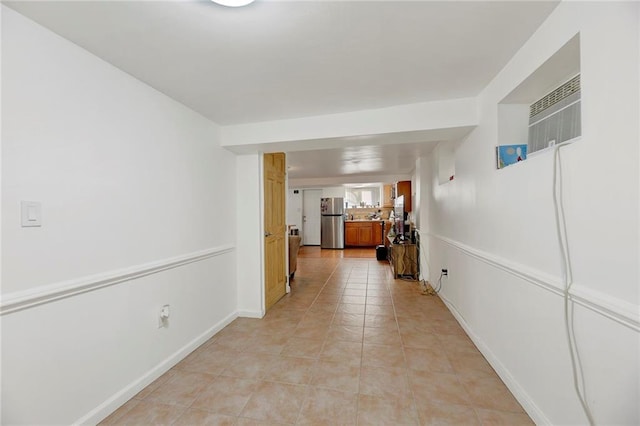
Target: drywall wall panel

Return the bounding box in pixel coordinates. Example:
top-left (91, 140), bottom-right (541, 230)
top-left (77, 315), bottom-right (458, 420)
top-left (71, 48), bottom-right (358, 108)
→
top-left (236, 153), bottom-right (264, 317)
top-left (220, 98), bottom-right (478, 150)
top-left (1, 7), bottom-right (238, 423)
top-left (423, 2), bottom-right (639, 424)
top-left (2, 6), bottom-right (236, 294)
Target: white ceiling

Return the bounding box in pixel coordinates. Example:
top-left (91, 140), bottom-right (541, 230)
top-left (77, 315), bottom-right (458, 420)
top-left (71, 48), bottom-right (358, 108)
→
top-left (289, 141), bottom-right (434, 180)
top-left (5, 0), bottom-right (560, 183)
top-left (285, 125), bottom-right (475, 186)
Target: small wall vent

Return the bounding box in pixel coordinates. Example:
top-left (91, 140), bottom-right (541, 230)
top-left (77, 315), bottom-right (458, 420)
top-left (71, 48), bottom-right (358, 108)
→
top-left (530, 75), bottom-right (581, 118)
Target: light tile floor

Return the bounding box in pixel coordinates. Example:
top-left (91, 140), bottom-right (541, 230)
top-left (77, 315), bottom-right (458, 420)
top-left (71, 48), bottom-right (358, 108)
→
top-left (101, 247), bottom-right (533, 425)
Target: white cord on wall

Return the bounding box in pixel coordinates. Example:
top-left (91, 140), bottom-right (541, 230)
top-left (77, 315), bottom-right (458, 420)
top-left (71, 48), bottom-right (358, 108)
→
top-left (552, 141), bottom-right (596, 426)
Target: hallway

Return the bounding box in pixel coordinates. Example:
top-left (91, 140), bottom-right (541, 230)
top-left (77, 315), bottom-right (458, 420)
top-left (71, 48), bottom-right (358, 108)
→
top-left (101, 248), bottom-right (532, 425)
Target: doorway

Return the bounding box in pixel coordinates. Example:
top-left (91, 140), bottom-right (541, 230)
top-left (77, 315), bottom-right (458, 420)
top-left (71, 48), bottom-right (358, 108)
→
top-left (302, 189), bottom-right (322, 246)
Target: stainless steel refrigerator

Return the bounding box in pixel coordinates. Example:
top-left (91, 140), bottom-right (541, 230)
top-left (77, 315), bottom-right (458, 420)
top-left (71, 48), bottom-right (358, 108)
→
top-left (320, 197), bottom-right (345, 249)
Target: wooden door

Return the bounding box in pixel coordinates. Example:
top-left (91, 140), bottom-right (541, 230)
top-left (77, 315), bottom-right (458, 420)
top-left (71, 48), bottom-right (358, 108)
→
top-left (264, 153), bottom-right (287, 311)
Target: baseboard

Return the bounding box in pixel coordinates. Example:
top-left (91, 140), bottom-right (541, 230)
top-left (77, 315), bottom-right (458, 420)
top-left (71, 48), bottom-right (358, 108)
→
top-left (237, 309), bottom-right (264, 318)
top-left (439, 294), bottom-right (551, 425)
top-left (77, 310), bottom-right (238, 425)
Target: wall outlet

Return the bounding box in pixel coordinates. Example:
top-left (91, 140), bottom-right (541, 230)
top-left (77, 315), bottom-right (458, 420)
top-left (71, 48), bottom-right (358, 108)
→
top-left (441, 268), bottom-right (448, 276)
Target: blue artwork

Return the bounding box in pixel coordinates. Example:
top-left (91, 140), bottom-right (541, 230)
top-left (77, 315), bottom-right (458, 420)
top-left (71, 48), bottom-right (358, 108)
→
top-left (496, 144), bottom-right (527, 169)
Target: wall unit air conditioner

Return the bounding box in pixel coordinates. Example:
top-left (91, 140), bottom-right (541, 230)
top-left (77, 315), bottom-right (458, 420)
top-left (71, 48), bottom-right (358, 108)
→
top-left (528, 74), bottom-right (581, 153)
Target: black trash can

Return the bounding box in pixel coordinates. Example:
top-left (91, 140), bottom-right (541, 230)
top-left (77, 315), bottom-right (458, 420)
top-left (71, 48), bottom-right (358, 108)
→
top-left (376, 245), bottom-right (387, 261)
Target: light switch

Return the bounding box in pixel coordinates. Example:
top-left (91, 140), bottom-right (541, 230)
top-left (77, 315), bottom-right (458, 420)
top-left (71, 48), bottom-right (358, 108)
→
top-left (21, 201), bottom-right (42, 227)
top-left (27, 205), bottom-right (38, 221)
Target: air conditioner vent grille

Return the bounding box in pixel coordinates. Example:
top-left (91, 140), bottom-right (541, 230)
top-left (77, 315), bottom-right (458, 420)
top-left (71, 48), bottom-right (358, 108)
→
top-left (530, 75), bottom-right (581, 118)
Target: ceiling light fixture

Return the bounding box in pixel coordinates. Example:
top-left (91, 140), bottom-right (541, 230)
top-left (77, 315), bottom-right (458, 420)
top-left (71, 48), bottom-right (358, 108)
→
top-left (211, 0), bottom-right (255, 7)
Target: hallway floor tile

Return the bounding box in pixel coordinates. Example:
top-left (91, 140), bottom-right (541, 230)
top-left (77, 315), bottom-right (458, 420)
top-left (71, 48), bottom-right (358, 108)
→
top-left (101, 247), bottom-right (533, 425)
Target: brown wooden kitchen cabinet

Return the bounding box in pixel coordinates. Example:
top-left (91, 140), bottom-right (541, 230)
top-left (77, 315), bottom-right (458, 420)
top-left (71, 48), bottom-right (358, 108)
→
top-left (373, 222), bottom-right (384, 246)
top-left (345, 221), bottom-right (384, 247)
top-left (395, 180), bottom-right (412, 212)
top-left (382, 184), bottom-right (394, 208)
top-left (345, 224), bottom-right (359, 246)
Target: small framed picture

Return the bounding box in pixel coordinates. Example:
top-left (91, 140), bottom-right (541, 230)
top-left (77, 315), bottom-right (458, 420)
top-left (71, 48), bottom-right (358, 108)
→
top-left (496, 144), bottom-right (527, 169)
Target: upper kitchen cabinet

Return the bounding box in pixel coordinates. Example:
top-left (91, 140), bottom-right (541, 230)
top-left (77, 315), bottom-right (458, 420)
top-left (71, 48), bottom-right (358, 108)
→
top-left (382, 184), bottom-right (394, 208)
top-left (396, 181), bottom-right (412, 212)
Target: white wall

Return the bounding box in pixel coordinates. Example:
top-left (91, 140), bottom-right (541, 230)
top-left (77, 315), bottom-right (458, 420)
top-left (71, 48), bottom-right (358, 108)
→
top-left (1, 7), bottom-right (238, 424)
top-left (236, 153), bottom-right (264, 317)
top-left (415, 156), bottom-right (432, 281)
top-left (287, 189), bottom-right (303, 230)
top-left (322, 186), bottom-right (346, 199)
top-left (3, 2), bottom-right (638, 425)
top-left (220, 97), bottom-right (477, 150)
top-left (423, 2), bottom-right (639, 425)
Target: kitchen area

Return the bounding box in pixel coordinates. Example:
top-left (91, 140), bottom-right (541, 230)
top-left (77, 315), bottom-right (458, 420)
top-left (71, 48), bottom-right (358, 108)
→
top-left (318, 181), bottom-right (411, 248)
top-left (319, 197), bottom-right (389, 250)
top-left (289, 180), bottom-right (417, 278)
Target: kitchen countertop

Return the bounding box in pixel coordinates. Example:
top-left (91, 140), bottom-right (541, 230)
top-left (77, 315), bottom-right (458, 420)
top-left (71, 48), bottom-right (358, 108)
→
top-left (345, 219), bottom-right (384, 222)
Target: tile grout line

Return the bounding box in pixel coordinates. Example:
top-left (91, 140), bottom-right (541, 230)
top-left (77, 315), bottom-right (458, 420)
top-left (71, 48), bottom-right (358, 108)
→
top-left (354, 261), bottom-right (370, 426)
top-left (386, 261), bottom-right (423, 425)
top-left (108, 251), bottom-right (532, 425)
top-left (293, 256), bottom-right (344, 426)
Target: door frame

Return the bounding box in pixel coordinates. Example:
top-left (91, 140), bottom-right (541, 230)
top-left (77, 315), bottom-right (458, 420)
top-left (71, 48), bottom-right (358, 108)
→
top-left (284, 161), bottom-right (291, 294)
top-left (261, 153), bottom-right (290, 313)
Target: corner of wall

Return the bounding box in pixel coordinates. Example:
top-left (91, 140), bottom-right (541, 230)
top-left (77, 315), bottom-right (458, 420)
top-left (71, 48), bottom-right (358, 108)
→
top-left (235, 154), bottom-right (264, 315)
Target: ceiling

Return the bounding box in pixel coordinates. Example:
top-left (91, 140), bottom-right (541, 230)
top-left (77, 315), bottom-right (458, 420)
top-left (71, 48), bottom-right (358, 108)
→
top-left (288, 141), bottom-right (437, 185)
top-left (5, 0), bottom-right (560, 184)
top-left (283, 125), bottom-right (475, 186)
